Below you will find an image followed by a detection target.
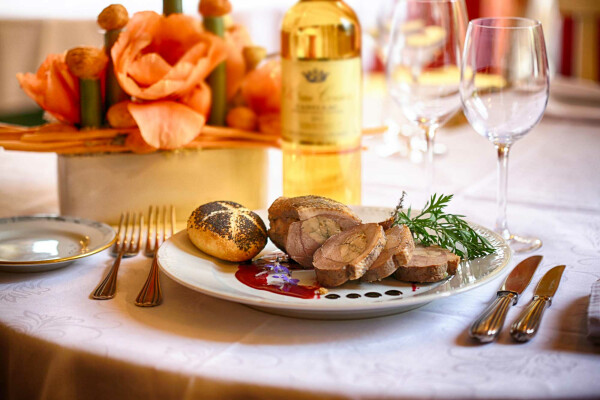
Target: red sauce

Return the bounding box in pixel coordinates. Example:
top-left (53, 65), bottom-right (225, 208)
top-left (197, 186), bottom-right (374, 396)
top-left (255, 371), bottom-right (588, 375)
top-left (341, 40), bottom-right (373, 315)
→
top-left (236, 253), bottom-right (320, 299)
top-left (412, 283), bottom-right (418, 292)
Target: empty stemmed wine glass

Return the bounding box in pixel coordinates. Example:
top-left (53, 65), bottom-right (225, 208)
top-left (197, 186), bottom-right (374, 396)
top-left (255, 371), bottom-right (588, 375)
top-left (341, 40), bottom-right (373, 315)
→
top-left (460, 17), bottom-right (550, 253)
top-left (386, 0), bottom-right (468, 194)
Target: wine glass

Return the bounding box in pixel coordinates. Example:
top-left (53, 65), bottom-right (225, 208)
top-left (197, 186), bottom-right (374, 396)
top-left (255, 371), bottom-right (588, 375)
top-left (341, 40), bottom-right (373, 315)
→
top-left (386, 0), bottom-right (468, 194)
top-left (460, 17), bottom-right (550, 253)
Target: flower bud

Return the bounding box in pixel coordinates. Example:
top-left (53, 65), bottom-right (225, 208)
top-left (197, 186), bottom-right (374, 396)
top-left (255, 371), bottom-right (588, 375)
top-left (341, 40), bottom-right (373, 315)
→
top-left (65, 46), bottom-right (108, 79)
top-left (199, 0), bottom-right (232, 17)
top-left (97, 4), bottom-right (129, 31)
top-left (226, 106), bottom-right (258, 131)
top-left (107, 101), bottom-right (137, 128)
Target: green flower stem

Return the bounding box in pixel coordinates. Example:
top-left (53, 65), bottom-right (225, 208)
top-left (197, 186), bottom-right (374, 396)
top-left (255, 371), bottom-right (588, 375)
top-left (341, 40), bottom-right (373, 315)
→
top-left (104, 29), bottom-right (128, 112)
top-left (79, 78), bottom-right (104, 128)
top-left (104, 29), bottom-right (121, 53)
top-left (163, 0), bottom-right (182, 16)
top-left (204, 16), bottom-right (226, 126)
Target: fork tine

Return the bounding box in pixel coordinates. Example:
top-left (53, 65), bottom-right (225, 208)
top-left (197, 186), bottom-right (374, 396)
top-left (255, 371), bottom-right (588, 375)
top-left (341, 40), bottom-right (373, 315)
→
top-left (124, 212), bottom-right (134, 256)
top-left (122, 212), bottom-right (131, 252)
top-left (111, 212), bottom-right (126, 255)
top-left (145, 205), bottom-right (153, 256)
top-left (117, 212), bottom-right (126, 241)
top-left (133, 212), bottom-right (143, 253)
top-left (161, 205), bottom-right (167, 244)
top-left (140, 213), bottom-right (144, 250)
top-left (127, 212), bottom-right (136, 254)
top-left (169, 205), bottom-right (175, 238)
top-left (154, 205), bottom-right (160, 251)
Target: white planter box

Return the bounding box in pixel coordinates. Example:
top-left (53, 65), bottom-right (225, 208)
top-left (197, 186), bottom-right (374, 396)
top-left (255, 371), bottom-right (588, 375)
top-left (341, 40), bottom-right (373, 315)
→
top-left (57, 148), bottom-right (269, 224)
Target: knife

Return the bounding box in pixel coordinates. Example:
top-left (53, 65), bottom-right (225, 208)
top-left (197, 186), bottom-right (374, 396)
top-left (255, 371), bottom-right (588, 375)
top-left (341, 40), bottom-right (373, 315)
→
top-left (510, 265), bottom-right (566, 342)
top-left (469, 255), bottom-right (543, 343)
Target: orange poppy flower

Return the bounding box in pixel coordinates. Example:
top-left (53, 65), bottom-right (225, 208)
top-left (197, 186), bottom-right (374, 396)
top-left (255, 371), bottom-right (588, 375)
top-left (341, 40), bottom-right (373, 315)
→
top-left (112, 11), bottom-right (227, 100)
top-left (111, 11), bottom-right (229, 149)
top-left (128, 101), bottom-right (205, 150)
top-left (125, 130), bottom-right (157, 154)
top-left (16, 53), bottom-right (79, 124)
top-left (180, 81), bottom-right (212, 118)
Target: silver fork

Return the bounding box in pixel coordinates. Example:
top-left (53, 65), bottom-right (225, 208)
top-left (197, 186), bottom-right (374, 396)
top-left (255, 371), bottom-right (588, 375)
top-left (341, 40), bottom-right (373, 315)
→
top-left (91, 212), bottom-right (143, 300)
top-left (135, 205), bottom-right (175, 307)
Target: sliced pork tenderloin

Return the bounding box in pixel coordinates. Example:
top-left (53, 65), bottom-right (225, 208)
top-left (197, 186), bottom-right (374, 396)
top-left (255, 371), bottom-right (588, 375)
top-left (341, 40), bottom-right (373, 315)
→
top-left (267, 195), bottom-right (361, 256)
top-left (394, 245), bottom-right (460, 283)
top-left (361, 224), bottom-right (414, 282)
top-left (393, 224), bottom-right (416, 266)
top-left (313, 223), bottom-right (386, 287)
top-left (286, 215), bottom-right (358, 268)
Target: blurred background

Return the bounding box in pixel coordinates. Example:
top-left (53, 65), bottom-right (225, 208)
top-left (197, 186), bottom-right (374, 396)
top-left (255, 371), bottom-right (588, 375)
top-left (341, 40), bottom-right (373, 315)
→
top-left (1, 0), bottom-right (598, 125)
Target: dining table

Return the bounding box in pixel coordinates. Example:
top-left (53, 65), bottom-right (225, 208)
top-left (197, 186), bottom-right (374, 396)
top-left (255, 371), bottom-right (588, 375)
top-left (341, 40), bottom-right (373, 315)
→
top-left (1, 77), bottom-right (600, 399)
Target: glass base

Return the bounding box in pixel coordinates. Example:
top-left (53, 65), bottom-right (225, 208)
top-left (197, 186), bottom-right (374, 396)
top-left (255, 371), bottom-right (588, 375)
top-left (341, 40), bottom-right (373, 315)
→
top-left (501, 232), bottom-right (543, 254)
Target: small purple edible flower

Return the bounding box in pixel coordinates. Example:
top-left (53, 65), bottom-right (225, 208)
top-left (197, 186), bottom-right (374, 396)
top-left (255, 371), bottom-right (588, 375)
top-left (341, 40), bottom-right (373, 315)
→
top-left (280, 275), bottom-right (299, 285)
top-left (273, 264), bottom-right (291, 274)
top-left (255, 255), bottom-right (300, 288)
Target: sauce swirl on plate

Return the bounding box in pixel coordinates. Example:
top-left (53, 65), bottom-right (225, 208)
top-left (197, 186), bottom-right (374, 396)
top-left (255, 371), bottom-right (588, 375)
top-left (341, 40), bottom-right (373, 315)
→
top-left (235, 252), bottom-right (321, 299)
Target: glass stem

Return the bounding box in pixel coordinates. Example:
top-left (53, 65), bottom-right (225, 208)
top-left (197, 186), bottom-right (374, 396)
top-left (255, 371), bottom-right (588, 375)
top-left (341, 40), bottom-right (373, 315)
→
top-left (495, 143), bottom-right (512, 240)
top-left (424, 124), bottom-right (437, 196)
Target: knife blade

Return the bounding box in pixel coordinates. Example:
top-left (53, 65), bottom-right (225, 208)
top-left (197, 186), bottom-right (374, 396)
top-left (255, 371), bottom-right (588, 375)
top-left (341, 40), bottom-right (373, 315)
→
top-left (469, 255), bottom-right (543, 343)
top-left (510, 265), bottom-right (566, 342)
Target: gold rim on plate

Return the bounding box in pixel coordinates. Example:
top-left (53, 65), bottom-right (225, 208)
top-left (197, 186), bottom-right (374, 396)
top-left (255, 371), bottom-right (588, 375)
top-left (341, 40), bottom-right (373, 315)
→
top-left (0, 215), bottom-right (116, 266)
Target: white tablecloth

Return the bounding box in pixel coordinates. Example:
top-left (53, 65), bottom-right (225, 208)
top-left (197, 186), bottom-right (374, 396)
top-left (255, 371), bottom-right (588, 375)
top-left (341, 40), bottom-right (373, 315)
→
top-left (1, 111), bottom-right (600, 399)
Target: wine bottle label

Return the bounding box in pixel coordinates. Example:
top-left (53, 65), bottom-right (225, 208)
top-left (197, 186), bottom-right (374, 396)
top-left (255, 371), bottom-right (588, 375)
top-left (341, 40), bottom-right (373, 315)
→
top-left (281, 58), bottom-right (361, 145)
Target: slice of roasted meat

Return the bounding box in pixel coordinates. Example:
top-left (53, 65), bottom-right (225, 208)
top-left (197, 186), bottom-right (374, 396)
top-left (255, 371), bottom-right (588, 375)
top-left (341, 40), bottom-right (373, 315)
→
top-left (393, 224), bottom-right (416, 266)
top-left (361, 224), bottom-right (414, 282)
top-left (394, 245), bottom-right (460, 283)
top-left (313, 223), bottom-right (386, 287)
top-left (285, 215), bottom-right (356, 268)
top-left (267, 195), bottom-right (361, 267)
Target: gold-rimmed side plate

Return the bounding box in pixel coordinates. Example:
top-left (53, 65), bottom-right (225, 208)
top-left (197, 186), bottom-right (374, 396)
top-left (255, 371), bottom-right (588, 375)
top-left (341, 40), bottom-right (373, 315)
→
top-left (0, 215), bottom-right (115, 273)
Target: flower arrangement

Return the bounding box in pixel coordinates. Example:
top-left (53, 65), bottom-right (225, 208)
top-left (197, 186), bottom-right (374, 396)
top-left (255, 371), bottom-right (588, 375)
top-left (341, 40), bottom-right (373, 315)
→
top-left (0, 0), bottom-right (283, 154)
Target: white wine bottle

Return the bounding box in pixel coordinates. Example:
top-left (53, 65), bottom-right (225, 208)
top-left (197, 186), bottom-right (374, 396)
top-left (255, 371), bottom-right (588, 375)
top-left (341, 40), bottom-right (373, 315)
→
top-left (281, 0), bottom-right (362, 204)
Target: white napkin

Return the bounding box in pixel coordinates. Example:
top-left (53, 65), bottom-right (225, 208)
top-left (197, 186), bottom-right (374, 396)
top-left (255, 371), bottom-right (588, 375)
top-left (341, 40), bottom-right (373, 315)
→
top-left (588, 279), bottom-right (600, 344)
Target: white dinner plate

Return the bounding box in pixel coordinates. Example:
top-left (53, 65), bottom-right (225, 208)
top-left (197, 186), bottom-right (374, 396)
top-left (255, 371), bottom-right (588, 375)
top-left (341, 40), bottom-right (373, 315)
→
top-left (158, 206), bottom-right (511, 320)
top-left (0, 215), bottom-right (116, 273)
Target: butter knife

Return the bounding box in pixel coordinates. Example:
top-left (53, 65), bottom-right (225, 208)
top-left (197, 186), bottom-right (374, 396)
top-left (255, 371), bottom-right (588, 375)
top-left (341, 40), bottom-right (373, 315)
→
top-left (510, 265), bottom-right (566, 342)
top-left (469, 255), bottom-right (543, 343)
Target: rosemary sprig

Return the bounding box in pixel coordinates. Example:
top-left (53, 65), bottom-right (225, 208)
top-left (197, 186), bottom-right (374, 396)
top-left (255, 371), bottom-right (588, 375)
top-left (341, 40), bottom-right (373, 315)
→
top-left (392, 192), bottom-right (495, 260)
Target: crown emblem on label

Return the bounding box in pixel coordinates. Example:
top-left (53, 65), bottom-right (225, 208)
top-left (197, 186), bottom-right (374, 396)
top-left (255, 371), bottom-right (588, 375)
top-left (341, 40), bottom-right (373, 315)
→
top-left (302, 68), bottom-right (329, 83)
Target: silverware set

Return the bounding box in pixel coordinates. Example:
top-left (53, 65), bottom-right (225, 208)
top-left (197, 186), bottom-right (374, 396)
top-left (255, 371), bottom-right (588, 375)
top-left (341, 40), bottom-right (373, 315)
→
top-left (470, 255), bottom-right (566, 343)
top-left (91, 205), bottom-right (175, 306)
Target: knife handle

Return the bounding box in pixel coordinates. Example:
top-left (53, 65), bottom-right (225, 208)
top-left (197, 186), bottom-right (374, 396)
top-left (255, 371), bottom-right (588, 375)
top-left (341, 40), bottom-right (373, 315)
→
top-left (510, 296), bottom-right (551, 342)
top-left (469, 291), bottom-right (517, 343)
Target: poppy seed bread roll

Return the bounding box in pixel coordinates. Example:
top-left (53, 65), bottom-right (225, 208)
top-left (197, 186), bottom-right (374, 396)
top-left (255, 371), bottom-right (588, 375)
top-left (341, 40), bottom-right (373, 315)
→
top-left (187, 201), bottom-right (267, 262)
